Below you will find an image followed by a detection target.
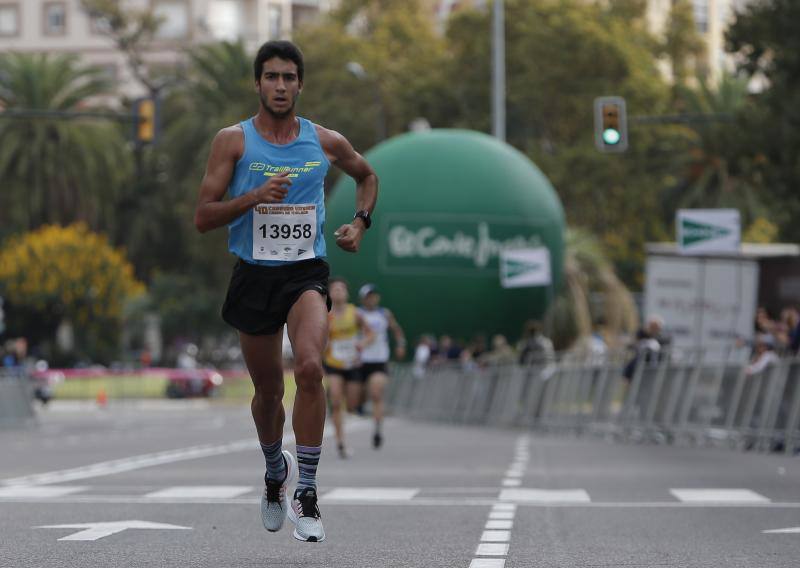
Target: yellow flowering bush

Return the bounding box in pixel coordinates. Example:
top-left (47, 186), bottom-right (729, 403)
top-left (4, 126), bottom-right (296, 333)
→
top-left (0, 224), bottom-right (144, 361)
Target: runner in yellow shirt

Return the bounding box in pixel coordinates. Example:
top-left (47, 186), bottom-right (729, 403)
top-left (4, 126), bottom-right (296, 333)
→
top-left (324, 277), bottom-right (373, 458)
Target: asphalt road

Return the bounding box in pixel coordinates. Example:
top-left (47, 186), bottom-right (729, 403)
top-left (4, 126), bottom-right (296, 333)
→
top-left (0, 400), bottom-right (798, 567)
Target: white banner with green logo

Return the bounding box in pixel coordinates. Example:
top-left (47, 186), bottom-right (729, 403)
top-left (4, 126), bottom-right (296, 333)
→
top-left (499, 248), bottom-right (551, 288)
top-left (677, 209), bottom-right (741, 254)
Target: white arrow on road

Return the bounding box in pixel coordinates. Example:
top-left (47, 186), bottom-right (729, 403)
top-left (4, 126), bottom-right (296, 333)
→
top-left (36, 520), bottom-right (192, 541)
top-left (763, 527), bottom-right (800, 534)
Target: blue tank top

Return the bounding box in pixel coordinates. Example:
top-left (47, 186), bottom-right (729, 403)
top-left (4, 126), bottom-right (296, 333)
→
top-left (227, 116), bottom-right (329, 265)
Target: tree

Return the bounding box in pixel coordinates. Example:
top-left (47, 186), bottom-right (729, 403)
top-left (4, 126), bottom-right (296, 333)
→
top-left (0, 224), bottom-right (144, 363)
top-left (79, 0), bottom-right (164, 93)
top-left (295, 0), bottom-right (454, 152)
top-left (445, 0), bottom-right (687, 286)
top-left (546, 228), bottom-right (638, 351)
top-left (0, 53), bottom-right (130, 236)
top-left (660, 73), bottom-right (769, 226)
top-left (662, 0), bottom-right (707, 88)
top-left (727, 0), bottom-right (800, 241)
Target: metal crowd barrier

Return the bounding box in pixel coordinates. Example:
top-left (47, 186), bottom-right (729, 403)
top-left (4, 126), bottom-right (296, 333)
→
top-left (0, 369), bottom-right (35, 428)
top-left (386, 352), bottom-right (800, 456)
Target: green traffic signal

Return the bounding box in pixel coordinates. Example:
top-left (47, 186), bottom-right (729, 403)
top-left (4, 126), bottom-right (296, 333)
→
top-left (594, 96), bottom-right (628, 152)
top-left (602, 128), bottom-right (621, 145)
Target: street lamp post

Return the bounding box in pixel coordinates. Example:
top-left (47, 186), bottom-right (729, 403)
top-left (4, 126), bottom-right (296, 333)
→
top-left (346, 61), bottom-right (387, 143)
top-left (492, 0), bottom-right (506, 141)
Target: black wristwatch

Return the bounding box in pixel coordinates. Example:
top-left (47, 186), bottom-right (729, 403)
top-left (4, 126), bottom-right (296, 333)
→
top-left (353, 210), bottom-right (372, 229)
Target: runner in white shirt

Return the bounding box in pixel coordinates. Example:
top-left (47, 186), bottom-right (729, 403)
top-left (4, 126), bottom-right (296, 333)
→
top-left (357, 284), bottom-right (407, 448)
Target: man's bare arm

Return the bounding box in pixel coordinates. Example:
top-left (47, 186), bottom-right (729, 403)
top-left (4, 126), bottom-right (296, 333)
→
top-left (316, 125), bottom-right (378, 252)
top-left (194, 127), bottom-right (291, 233)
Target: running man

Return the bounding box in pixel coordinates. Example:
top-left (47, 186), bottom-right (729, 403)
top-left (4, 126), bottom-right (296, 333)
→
top-left (193, 40), bottom-right (377, 542)
top-left (323, 278), bottom-right (374, 458)
top-left (357, 284), bottom-right (406, 449)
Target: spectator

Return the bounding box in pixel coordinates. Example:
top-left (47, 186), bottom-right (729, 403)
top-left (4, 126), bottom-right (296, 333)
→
top-left (755, 307), bottom-right (777, 335)
top-left (413, 334), bottom-right (434, 379)
top-left (775, 306), bottom-right (800, 355)
top-left (433, 335), bottom-right (462, 364)
top-left (480, 334), bottom-right (517, 367)
top-left (623, 315), bottom-right (671, 382)
top-left (788, 306), bottom-right (800, 355)
top-left (745, 334), bottom-right (780, 377)
top-left (516, 320), bottom-right (555, 366)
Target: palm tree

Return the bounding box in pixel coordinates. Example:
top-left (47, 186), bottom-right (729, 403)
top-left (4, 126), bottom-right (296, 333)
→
top-left (546, 228), bottom-right (639, 352)
top-left (662, 73), bottom-right (768, 224)
top-left (0, 52), bottom-right (130, 233)
top-left (163, 41), bottom-right (254, 183)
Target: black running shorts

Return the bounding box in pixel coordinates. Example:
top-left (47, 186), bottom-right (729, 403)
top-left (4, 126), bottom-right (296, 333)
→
top-left (360, 362), bottom-right (388, 378)
top-left (323, 364), bottom-right (363, 383)
top-left (222, 258), bottom-right (331, 336)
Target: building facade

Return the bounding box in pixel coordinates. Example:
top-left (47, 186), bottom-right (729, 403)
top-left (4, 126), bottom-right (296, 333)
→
top-left (0, 0), bottom-right (334, 97)
top-left (646, 0), bottom-right (754, 82)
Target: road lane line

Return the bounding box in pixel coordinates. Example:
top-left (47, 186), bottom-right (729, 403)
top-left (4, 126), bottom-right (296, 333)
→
top-left (0, 486), bottom-right (88, 498)
top-left (480, 530), bottom-right (511, 542)
top-left (323, 488), bottom-right (419, 501)
top-left (499, 488), bottom-right (591, 503)
top-left (1, 496), bottom-right (799, 507)
top-left (485, 520), bottom-right (513, 530)
top-left (670, 489), bottom-right (770, 503)
top-left (1, 421), bottom-right (369, 487)
top-left (471, 435), bottom-right (527, 567)
top-left (476, 543), bottom-right (509, 556)
top-left (469, 560), bottom-right (505, 568)
top-left (144, 486), bottom-right (252, 499)
top-left (489, 511), bottom-right (515, 520)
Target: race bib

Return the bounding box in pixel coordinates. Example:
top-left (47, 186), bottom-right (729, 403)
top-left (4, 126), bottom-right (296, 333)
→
top-left (253, 203), bottom-right (317, 261)
top-left (331, 338), bottom-right (359, 366)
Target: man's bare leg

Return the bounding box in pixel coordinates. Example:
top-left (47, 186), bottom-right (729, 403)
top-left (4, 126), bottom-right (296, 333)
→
top-left (286, 290), bottom-right (328, 446)
top-left (239, 330), bottom-right (285, 444)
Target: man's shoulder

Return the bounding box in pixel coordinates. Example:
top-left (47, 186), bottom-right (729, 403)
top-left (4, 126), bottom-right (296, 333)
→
top-left (217, 123), bottom-right (244, 141)
top-left (212, 124), bottom-right (245, 157)
top-left (313, 122), bottom-right (347, 147)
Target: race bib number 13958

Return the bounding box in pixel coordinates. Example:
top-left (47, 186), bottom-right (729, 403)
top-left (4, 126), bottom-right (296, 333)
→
top-left (252, 203), bottom-right (317, 261)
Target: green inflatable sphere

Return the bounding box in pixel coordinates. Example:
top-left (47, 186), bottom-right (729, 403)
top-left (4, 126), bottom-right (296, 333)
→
top-left (325, 129), bottom-right (565, 348)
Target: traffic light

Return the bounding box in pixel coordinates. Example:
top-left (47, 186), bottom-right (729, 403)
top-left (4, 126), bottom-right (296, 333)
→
top-left (594, 96), bottom-right (628, 153)
top-left (133, 97), bottom-right (158, 145)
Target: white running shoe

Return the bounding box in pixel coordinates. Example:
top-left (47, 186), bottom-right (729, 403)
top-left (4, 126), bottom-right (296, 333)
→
top-left (288, 487), bottom-right (326, 542)
top-left (260, 450), bottom-right (297, 532)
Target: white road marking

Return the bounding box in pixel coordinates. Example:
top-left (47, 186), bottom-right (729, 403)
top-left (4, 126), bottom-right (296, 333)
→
top-left (492, 503), bottom-right (517, 512)
top-left (763, 527), bottom-right (800, 534)
top-left (485, 520), bottom-right (513, 530)
top-left (0, 486), bottom-right (87, 498)
top-left (144, 486), bottom-right (252, 499)
top-left (322, 488), bottom-right (419, 501)
top-left (476, 543), bottom-right (509, 556)
top-left (1, 440), bottom-right (256, 486)
top-left (489, 511), bottom-right (515, 520)
top-left (36, 520), bottom-right (191, 541)
top-left (3, 495), bottom-right (799, 508)
top-left (504, 470), bottom-right (524, 478)
top-left (670, 489), bottom-right (771, 503)
top-left (469, 559), bottom-right (505, 568)
top-left (501, 479), bottom-right (522, 487)
top-left (499, 488), bottom-right (591, 503)
top-left (480, 530), bottom-right (511, 542)
top-left (2, 421), bottom-right (369, 487)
